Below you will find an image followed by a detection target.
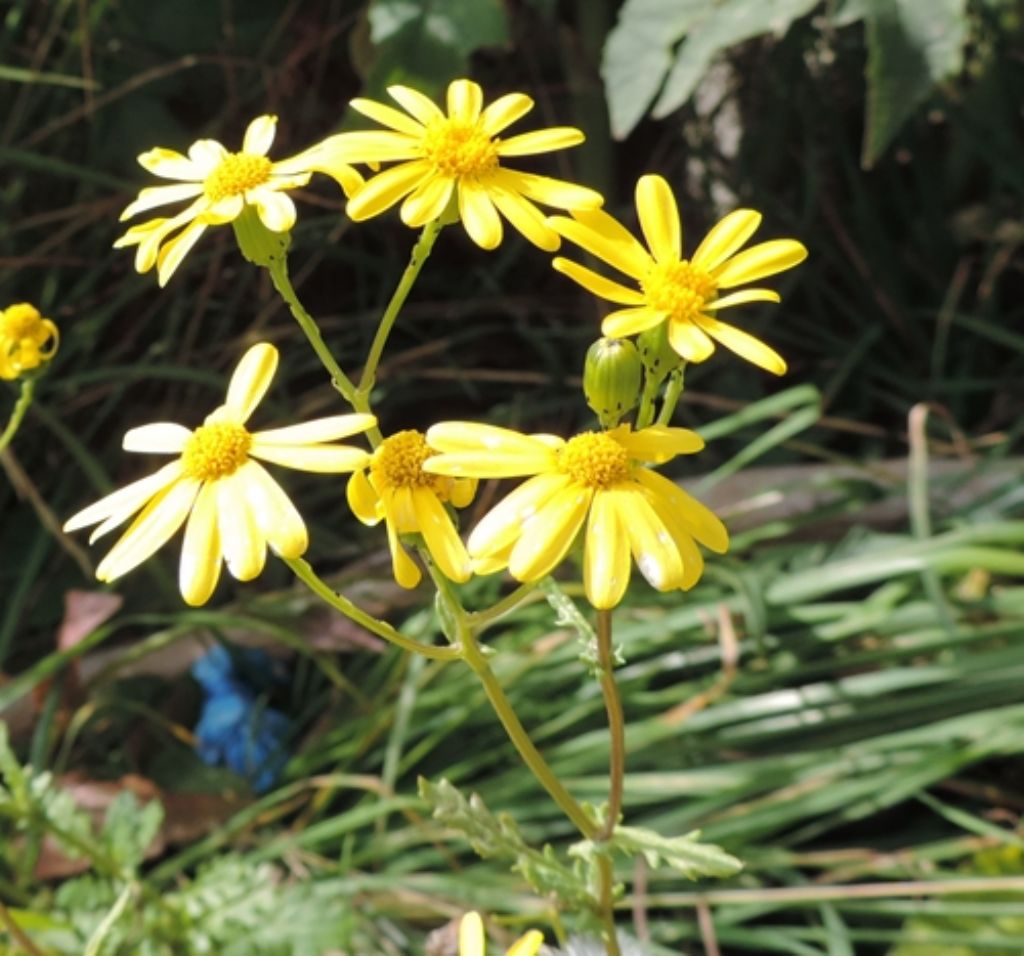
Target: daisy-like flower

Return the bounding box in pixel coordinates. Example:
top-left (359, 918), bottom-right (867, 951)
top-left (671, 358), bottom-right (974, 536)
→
top-left (0, 303), bottom-right (59, 380)
top-left (424, 422), bottom-right (727, 610)
top-left (335, 78), bottom-right (604, 251)
top-left (550, 175), bottom-right (808, 374)
top-left (346, 429), bottom-right (476, 588)
top-left (114, 115), bottom-right (363, 286)
top-left (64, 343), bottom-right (375, 606)
top-left (459, 911), bottom-right (544, 956)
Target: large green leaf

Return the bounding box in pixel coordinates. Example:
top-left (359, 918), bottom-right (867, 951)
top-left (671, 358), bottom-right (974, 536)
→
top-left (861, 0), bottom-right (968, 167)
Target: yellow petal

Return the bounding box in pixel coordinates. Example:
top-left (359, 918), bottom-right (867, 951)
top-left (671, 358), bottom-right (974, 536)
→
top-left (348, 97), bottom-right (425, 137)
top-left (446, 78), bottom-right (483, 123)
top-left (401, 175), bottom-right (455, 227)
top-left (448, 477), bottom-right (477, 509)
top-left (667, 318), bottom-right (715, 363)
top-left (155, 219), bottom-right (209, 286)
top-left (643, 487), bottom-right (705, 589)
top-left (691, 209), bottom-right (762, 271)
top-left (249, 442), bottom-right (369, 473)
top-left (584, 490), bottom-right (630, 610)
top-left (386, 517), bottom-right (421, 588)
top-left (548, 209), bottom-right (650, 279)
top-left (494, 169), bottom-right (603, 212)
top-left (508, 484), bottom-right (591, 581)
top-left (458, 913), bottom-right (485, 956)
top-left (613, 424), bottom-right (703, 462)
top-left (467, 473), bottom-right (572, 558)
top-left (552, 258), bottom-right (646, 305)
top-left (480, 92), bottom-right (534, 136)
top-left (347, 161), bottom-right (431, 221)
top-left (216, 474), bottom-right (266, 581)
top-left (95, 477), bottom-right (200, 583)
top-left (64, 460), bottom-right (184, 536)
top-left (708, 288), bottom-right (781, 310)
top-left (240, 460), bottom-right (309, 558)
top-left (320, 130), bottom-right (421, 164)
top-left (224, 342), bottom-right (278, 423)
top-left (137, 147), bottom-right (203, 180)
top-left (713, 239), bottom-right (808, 287)
top-left (242, 115), bottom-right (277, 156)
top-left (122, 422), bottom-right (191, 454)
top-left (179, 482), bottom-right (222, 606)
top-left (411, 488), bottom-right (471, 582)
top-left (388, 85), bottom-right (445, 125)
top-left (508, 930), bottom-right (545, 956)
top-left (601, 307), bottom-right (667, 338)
top-left (635, 175), bottom-right (681, 264)
top-left (252, 188), bottom-right (296, 233)
top-left (458, 182), bottom-right (503, 250)
top-left (347, 469), bottom-right (382, 526)
top-left (120, 183), bottom-right (205, 219)
top-left (187, 139), bottom-right (228, 174)
top-left (694, 313), bottom-right (786, 375)
top-left (488, 188), bottom-right (560, 251)
top-left (614, 487), bottom-right (684, 591)
top-left (633, 469), bottom-right (728, 553)
top-left (497, 127), bottom-right (584, 157)
top-left (254, 414), bottom-right (376, 445)
top-left (427, 422), bottom-right (558, 458)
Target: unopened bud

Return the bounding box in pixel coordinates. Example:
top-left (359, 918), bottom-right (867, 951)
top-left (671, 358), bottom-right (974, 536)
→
top-left (638, 321), bottom-right (683, 386)
top-left (584, 337), bottom-right (642, 428)
top-left (232, 204), bottom-right (290, 268)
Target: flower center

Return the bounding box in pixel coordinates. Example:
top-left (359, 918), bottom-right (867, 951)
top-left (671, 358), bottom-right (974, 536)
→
top-left (420, 119), bottom-right (500, 179)
top-left (557, 432), bottom-right (631, 488)
top-left (372, 430), bottom-right (444, 492)
top-left (0, 303), bottom-right (44, 341)
top-left (181, 422), bottom-right (252, 481)
top-left (641, 260), bottom-right (717, 322)
top-left (204, 152), bottom-right (273, 202)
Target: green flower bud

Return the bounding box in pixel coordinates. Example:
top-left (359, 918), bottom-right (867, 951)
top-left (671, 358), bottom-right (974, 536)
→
top-left (231, 204), bottom-right (291, 268)
top-left (637, 321), bottom-right (683, 386)
top-left (584, 337), bottom-right (642, 428)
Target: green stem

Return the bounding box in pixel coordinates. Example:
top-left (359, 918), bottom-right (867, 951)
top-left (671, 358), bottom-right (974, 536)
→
top-left (635, 373), bottom-right (660, 430)
top-left (595, 609), bottom-right (624, 842)
top-left (656, 364), bottom-right (687, 425)
top-left (0, 899), bottom-right (44, 956)
top-left (0, 378), bottom-right (35, 452)
top-left (598, 857), bottom-right (623, 956)
top-left (284, 557), bottom-right (462, 662)
top-left (468, 580), bottom-right (543, 629)
top-left (357, 218), bottom-right (444, 397)
top-left (266, 258), bottom-right (360, 407)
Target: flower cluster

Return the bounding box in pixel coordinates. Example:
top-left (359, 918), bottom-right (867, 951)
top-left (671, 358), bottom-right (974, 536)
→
top-left (0, 303), bottom-right (58, 380)
top-left (62, 76), bottom-right (808, 612)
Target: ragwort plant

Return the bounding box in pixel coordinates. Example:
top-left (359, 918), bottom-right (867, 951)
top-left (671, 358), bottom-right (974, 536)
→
top-left (49, 78), bottom-right (807, 953)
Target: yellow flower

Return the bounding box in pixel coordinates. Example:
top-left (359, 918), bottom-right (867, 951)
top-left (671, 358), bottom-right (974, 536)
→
top-left (458, 911), bottom-right (544, 956)
top-left (0, 303), bottom-right (59, 380)
top-left (64, 343), bottom-right (374, 606)
top-left (346, 429), bottom-right (476, 588)
top-left (424, 422), bottom-right (727, 610)
top-left (550, 174), bottom-right (808, 374)
top-left (114, 115), bottom-right (363, 286)
top-left (336, 78), bottom-right (603, 251)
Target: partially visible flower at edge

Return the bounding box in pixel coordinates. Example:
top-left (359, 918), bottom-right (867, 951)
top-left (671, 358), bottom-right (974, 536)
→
top-left (459, 911), bottom-right (544, 956)
top-left (114, 115), bottom-right (363, 286)
top-left (64, 342), bottom-right (375, 606)
top-left (347, 429), bottom-right (476, 589)
top-left (549, 174), bottom-right (808, 375)
top-left (0, 303), bottom-right (58, 381)
top-left (331, 78), bottom-right (604, 251)
top-left (425, 421), bottom-right (728, 610)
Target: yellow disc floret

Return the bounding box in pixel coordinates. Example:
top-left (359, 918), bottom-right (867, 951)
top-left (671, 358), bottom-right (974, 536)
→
top-left (371, 430), bottom-right (447, 493)
top-left (181, 422), bottom-right (252, 481)
top-left (204, 152), bottom-right (273, 202)
top-left (557, 432), bottom-right (631, 488)
top-left (420, 119), bottom-right (500, 179)
top-left (641, 260), bottom-right (717, 322)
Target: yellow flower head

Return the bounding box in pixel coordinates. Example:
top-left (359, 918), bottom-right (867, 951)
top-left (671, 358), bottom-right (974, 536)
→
top-left (550, 174), bottom-right (808, 374)
top-left (335, 78), bottom-right (604, 251)
top-left (458, 911), bottom-right (544, 956)
top-left (114, 115), bottom-right (363, 285)
top-left (64, 343), bottom-right (375, 606)
top-left (347, 429), bottom-right (477, 588)
top-left (0, 303), bottom-right (59, 380)
top-left (425, 421), bottom-right (728, 610)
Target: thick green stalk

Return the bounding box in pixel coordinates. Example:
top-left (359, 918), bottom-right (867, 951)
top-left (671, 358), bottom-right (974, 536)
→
top-left (0, 378), bottom-right (35, 452)
top-left (283, 557), bottom-right (461, 662)
top-left (595, 609), bottom-right (624, 841)
top-left (656, 365), bottom-right (687, 425)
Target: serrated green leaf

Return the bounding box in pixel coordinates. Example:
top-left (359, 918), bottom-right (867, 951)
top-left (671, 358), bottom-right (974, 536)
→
top-left (652, 0), bottom-right (821, 121)
top-left (862, 0), bottom-right (968, 167)
top-left (572, 824), bottom-right (743, 880)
